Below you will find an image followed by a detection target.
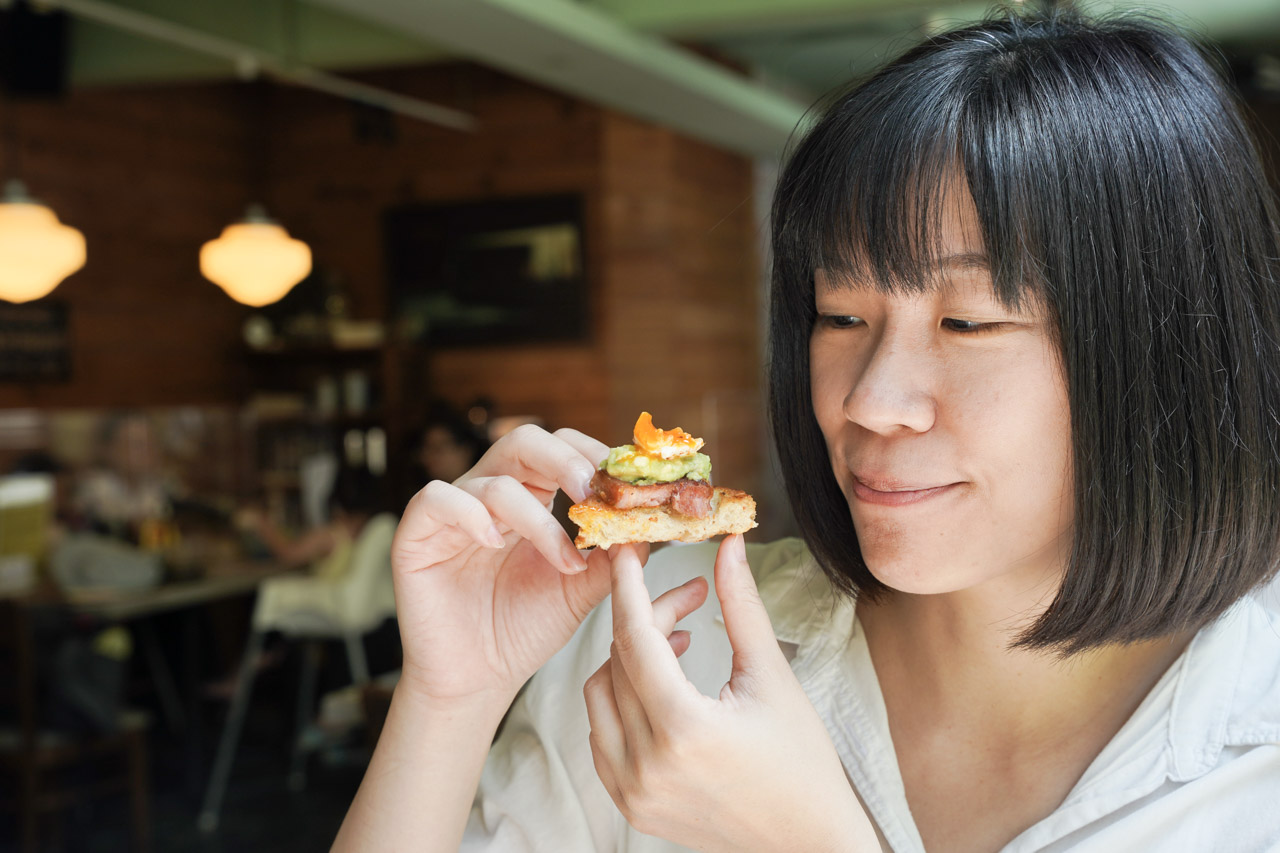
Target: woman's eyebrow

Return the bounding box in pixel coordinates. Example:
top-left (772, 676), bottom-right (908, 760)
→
top-left (814, 253), bottom-right (995, 294)
top-left (933, 256), bottom-right (1041, 316)
top-left (938, 252), bottom-right (990, 271)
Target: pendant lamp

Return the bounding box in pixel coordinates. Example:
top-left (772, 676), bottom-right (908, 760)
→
top-left (200, 204), bottom-right (311, 307)
top-left (0, 180), bottom-right (86, 303)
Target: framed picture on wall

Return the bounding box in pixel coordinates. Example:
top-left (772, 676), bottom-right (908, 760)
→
top-left (384, 194), bottom-right (589, 346)
top-left (0, 300), bottom-right (70, 382)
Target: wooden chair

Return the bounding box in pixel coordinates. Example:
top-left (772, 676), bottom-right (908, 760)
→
top-left (0, 599), bottom-right (151, 852)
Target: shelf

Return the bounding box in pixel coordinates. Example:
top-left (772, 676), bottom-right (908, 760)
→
top-left (245, 343), bottom-right (384, 362)
top-left (251, 411), bottom-right (385, 428)
top-left (260, 470), bottom-right (301, 489)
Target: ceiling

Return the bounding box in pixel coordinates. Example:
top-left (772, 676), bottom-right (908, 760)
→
top-left (40, 0), bottom-right (1280, 158)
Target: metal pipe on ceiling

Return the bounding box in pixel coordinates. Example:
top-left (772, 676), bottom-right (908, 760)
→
top-left (39, 0), bottom-right (477, 132)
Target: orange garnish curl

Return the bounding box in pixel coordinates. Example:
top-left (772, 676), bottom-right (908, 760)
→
top-left (633, 411), bottom-right (704, 459)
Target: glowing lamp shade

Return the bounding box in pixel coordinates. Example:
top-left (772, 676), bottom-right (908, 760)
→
top-left (200, 207), bottom-right (311, 307)
top-left (0, 181), bottom-right (86, 304)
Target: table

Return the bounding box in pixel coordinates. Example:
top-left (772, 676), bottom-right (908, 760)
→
top-left (64, 561), bottom-right (294, 622)
top-left (62, 561), bottom-right (296, 737)
top-left (20, 560), bottom-right (298, 799)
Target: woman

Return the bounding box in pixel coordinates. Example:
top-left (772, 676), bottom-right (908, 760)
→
top-left (402, 407), bottom-right (490, 506)
top-left (336, 10), bottom-right (1280, 852)
top-left (75, 411), bottom-right (176, 539)
top-left (236, 465), bottom-right (389, 577)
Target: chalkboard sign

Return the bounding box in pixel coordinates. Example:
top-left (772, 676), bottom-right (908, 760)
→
top-left (0, 300), bottom-right (70, 381)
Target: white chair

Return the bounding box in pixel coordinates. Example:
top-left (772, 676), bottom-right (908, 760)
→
top-left (198, 512), bottom-right (399, 832)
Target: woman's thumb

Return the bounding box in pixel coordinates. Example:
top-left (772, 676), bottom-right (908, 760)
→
top-left (714, 534), bottom-right (784, 680)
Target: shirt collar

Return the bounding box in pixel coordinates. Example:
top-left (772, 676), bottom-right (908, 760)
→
top-left (1166, 596), bottom-right (1280, 778)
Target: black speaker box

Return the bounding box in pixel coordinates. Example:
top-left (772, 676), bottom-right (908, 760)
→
top-left (0, 2), bottom-right (70, 98)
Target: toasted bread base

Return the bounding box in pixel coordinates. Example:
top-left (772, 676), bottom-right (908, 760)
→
top-left (568, 487), bottom-right (757, 549)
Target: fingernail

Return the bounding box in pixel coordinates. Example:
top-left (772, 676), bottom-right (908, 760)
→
top-left (486, 525), bottom-right (505, 549)
top-left (730, 533), bottom-right (746, 562)
top-left (562, 541), bottom-right (586, 574)
top-left (572, 463), bottom-right (596, 502)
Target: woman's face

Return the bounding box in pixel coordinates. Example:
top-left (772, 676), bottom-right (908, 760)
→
top-left (419, 426), bottom-right (473, 483)
top-left (809, 193), bottom-right (1074, 598)
top-left (110, 417), bottom-right (161, 481)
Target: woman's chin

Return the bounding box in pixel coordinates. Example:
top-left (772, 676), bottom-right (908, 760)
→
top-left (862, 553), bottom-right (979, 597)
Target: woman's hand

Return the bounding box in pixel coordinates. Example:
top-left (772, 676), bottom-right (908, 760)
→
top-left (337, 425), bottom-right (633, 853)
top-left (391, 424), bottom-right (630, 712)
top-left (584, 536), bottom-right (879, 853)
top-left (232, 506), bottom-right (266, 534)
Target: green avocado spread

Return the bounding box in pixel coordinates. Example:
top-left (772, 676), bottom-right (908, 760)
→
top-left (602, 445), bottom-right (711, 485)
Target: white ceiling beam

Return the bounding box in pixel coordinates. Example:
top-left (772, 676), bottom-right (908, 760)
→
top-left (306, 0), bottom-right (809, 159)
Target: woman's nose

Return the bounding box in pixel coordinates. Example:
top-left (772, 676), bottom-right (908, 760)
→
top-left (841, 336), bottom-right (937, 435)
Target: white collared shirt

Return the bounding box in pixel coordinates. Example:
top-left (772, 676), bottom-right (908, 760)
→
top-left (463, 539), bottom-right (1280, 852)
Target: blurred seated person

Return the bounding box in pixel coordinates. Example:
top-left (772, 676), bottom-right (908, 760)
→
top-left (208, 467), bottom-right (393, 695)
top-left (75, 411), bottom-right (180, 541)
top-left (418, 408), bottom-right (488, 484)
top-left (10, 446), bottom-right (165, 593)
top-left (236, 465), bottom-right (388, 579)
top-left (400, 407), bottom-right (488, 506)
top-left (6, 454), bottom-right (139, 732)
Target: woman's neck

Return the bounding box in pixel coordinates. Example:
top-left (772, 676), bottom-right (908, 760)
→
top-left (857, 586), bottom-right (1193, 852)
top-left (860, 584), bottom-right (1187, 737)
top-left (858, 585), bottom-right (1190, 745)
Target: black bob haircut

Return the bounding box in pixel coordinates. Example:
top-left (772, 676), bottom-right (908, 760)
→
top-left (768, 9), bottom-right (1280, 653)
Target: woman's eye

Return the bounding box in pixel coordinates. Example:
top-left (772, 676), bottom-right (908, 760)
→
top-left (820, 315), bottom-right (863, 329)
top-left (941, 318), bottom-right (1002, 334)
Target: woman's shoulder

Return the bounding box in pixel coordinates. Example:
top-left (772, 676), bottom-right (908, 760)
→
top-left (1212, 597), bottom-right (1280, 745)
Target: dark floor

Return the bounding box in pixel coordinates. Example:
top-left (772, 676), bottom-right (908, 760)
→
top-left (83, 731), bottom-right (363, 853)
top-left (2, 636), bottom-right (387, 853)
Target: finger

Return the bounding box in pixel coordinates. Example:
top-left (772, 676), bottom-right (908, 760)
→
top-left (607, 541), bottom-right (650, 566)
top-left (584, 660), bottom-right (627, 770)
top-left (584, 663), bottom-right (628, 812)
top-left (396, 479), bottom-right (504, 552)
top-left (562, 546), bottom-right (618, 621)
top-left (650, 576), bottom-right (709, 636)
top-left (552, 427), bottom-right (609, 474)
top-left (714, 534), bottom-right (787, 682)
top-left (466, 424), bottom-right (598, 503)
top-left (589, 732), bottom-right (626, 814)
top-left (609, 545), bottom-right (695, 713)
top-left (668, 630), bottom-right (691, 657)
top-left (462, 475), bottom-right (585, 573)
top-left (607, 650), bottom-right (654, 752)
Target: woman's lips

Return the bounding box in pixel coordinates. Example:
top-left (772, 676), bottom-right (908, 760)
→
top-left (850, 475), bottom-right (960, 506)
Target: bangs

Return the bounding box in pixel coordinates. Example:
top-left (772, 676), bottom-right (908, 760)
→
top-left (782, 67), bottom-right (1043, 312)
